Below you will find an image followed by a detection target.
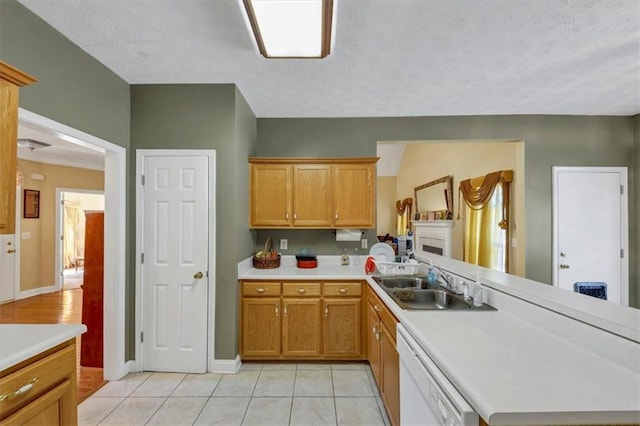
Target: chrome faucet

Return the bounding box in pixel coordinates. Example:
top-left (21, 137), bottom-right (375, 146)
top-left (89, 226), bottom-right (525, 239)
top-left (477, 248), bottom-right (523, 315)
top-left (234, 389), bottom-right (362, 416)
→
top-left (441, 272), bottom-right (454, 290)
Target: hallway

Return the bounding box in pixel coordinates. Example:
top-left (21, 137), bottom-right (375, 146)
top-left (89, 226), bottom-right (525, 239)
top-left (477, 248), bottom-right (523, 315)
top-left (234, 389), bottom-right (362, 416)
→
top-left (0, 289), bottom-right (107, 402)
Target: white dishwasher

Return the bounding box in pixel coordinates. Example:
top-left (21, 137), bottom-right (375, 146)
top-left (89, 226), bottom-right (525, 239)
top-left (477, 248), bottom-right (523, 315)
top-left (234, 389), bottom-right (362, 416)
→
top-left (397, 324), bottom-right (479, 426)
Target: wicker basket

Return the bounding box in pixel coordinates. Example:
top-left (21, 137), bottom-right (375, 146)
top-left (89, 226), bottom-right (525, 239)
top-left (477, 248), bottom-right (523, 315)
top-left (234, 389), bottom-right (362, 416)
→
top-left (252, 237), bottom-right (281, 269)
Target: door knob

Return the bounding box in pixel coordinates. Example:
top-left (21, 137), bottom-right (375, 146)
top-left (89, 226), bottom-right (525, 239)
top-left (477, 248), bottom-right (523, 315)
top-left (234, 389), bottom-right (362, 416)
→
top-left (7, 249), bottom-right (15, 254)
top-left (560, 263), bottom-right (570, 269)
top-left (193, 271), bottom-right (204, 279)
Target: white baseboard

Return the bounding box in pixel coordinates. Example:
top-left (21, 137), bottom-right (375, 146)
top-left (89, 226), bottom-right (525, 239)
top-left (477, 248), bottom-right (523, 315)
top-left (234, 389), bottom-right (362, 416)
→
top-left (211, 356), bottom-right (241, 374)
top-left (16, 285), bottom-right (56, 300)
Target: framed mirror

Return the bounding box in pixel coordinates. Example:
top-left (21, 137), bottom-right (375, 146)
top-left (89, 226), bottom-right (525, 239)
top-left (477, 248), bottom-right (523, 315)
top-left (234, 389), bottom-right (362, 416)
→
top-left (413, 175), bottom-right (453, 220)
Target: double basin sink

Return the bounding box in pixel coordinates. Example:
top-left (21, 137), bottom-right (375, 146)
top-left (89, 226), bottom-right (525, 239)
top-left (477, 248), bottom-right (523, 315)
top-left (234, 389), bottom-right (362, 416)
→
top-left (372, 276), bottom-right (496, 311)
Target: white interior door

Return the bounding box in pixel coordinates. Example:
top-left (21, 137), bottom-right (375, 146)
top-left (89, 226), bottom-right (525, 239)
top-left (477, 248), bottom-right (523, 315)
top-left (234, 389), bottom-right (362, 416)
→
top-left (553, 167), bottom-right (628, 304)
top-left (141, 154), bottom-right (209, 373)
top-left (0, 235), bottom-right (16, 303)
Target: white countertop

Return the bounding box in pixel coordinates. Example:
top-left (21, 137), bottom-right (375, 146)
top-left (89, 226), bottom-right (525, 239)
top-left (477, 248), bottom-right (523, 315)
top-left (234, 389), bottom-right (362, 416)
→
top-left (238, 255), bottom-right (640, 424)
top-left (238, 255), bottom-right (367, 280)
top-left (0, 324), bottom-right (87, 371)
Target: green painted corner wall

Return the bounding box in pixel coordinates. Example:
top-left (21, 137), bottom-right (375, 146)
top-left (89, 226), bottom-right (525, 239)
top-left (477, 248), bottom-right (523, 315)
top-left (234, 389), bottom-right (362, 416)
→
top-left (256, 116), bottom-right (637, 306)
top-left (633, 114), bottom-right (640, 307)
top-left (131, 84), bottom-right (257, 359)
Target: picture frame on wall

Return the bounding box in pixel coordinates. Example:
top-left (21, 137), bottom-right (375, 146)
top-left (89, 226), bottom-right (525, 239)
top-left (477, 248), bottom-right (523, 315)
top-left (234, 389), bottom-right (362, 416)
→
top-left (24, 189), bottom-right (40, 219)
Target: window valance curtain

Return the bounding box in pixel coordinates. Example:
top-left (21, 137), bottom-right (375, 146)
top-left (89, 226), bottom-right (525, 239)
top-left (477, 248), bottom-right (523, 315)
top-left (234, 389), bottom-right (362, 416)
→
top-left (458, 171), bottom-right (513, 273)
top-left (396, 198), bottom-right (412, 236)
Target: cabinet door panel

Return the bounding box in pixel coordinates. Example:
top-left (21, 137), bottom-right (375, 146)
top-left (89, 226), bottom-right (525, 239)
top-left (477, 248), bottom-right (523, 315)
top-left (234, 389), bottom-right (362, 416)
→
top-left (241, 298), bottom-right (281, 357)
top-left (323, 299), bottom-right (362, 358)
top-left (367, 302), bottom-right (382, 389)
top-left (250, 164), bottom-right (291, 227)
top-left (332, 164), bottom-right (375, 228)
top-left (282, 298), bottom-right (322, 357)
top-left (380, 323), bottom-right (400, 426)
top-left (293, 165), bottom-right (332, 227)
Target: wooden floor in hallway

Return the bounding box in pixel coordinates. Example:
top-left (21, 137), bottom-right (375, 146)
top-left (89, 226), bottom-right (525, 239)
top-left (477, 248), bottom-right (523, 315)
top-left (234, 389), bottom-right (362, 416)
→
top-left (0, 288), bottom-right (107, 402)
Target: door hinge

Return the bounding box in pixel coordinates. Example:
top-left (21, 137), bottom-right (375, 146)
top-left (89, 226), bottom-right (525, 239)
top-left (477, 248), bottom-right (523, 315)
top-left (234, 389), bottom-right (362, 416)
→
top-left (141, 253), bottom-right (144, 264)
top-left (141, 332), bottom-right (144, 343)
top-left (620, 185), bottom-right (624, 195)
top-left (141, 175), bottom-right (145, 186)
top-left (621, 249), bottom-right (624, 258)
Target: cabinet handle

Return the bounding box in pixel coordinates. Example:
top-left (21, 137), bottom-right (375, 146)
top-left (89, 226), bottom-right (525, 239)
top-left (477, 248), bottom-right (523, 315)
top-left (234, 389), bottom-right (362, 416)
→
top-left (338, 288), bottom-right (348, 294)
top-left (374, 305), bottom-right (381, 312)
top-left (324, 305), bottom-right (328, 317)
top-left (284, 304), bottom-right (288, 317)
top-left (0, 378), bottom-right (39, 401)
top-left (286, 213), bottom-right (289, 220)
top-left (297, 288), bottom-right (307, 294)
top-left (335, 212), bottom-right (338, 220)
top-left (275, 305), bottom-right (279, 317)
top-left (256, 288), bottom-right (266, 294)
top-left (293, 213), bottom-right (297, 220)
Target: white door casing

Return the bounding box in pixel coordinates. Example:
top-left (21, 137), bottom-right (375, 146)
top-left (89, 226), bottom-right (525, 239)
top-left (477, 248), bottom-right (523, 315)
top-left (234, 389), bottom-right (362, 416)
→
top-left (139, 151), bottom-right (212, 373)
top-left (19, 108), bottom-right (127, 381)
top-left (552, 167), bottom-right (628, 305)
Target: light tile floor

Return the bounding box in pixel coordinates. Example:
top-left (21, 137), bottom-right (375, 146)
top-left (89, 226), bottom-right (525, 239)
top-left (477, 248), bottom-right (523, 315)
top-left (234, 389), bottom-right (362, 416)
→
top-left (79, 362), bottom-right (391, 426)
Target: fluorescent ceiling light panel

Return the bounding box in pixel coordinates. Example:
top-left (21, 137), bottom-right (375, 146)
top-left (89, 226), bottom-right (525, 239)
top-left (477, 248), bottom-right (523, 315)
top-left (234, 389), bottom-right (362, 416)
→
top-left (244, 0), bottom-right (333, 58)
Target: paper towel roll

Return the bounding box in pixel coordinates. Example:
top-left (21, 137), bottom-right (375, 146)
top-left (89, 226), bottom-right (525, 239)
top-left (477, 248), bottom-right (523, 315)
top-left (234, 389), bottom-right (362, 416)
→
top-left (336, 229), bottom-right (361, 241)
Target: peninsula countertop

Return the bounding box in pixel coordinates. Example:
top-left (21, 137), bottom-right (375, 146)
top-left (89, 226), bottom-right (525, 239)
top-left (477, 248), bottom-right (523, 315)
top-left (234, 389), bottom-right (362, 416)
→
top-left (0, 324), bottom-right (87, 371)
top-left (237, 255), bottom-right (640, 425)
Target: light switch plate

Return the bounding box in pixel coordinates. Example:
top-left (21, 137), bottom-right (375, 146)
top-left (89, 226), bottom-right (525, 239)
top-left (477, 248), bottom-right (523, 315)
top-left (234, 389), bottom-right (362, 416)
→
top-left (280, 239), bottom-right (288, 250)
top-left (361, 238), bottom-right (368, 249)
top-left (21, 232), bottom-right (31, 239)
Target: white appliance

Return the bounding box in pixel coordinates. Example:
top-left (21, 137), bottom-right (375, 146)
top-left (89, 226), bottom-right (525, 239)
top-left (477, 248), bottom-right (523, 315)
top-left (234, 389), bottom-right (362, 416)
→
top-left (397, 324), bottom-right (478, 426)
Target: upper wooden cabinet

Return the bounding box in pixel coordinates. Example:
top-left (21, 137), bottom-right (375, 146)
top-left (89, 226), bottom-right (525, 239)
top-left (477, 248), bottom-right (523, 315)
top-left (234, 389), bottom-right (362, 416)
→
top-left (249, 157), bottom-right (378, 229)
top-left (0, 62), bottom-right (36, 235)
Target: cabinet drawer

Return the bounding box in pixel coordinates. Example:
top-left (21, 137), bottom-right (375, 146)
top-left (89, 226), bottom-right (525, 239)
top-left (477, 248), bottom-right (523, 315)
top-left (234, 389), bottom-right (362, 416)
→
top-left (323, 282), bottom-right (362, 297)
top-left (0, 344), bottom-right (74, 419)
top-left (242, 282), bottom-right (281, 296)
top-left (282, 282), bottom-right (321, 297)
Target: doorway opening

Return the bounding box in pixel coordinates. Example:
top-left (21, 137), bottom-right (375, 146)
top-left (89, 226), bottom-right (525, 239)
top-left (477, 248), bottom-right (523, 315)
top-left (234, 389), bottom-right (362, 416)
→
top-left (56, 189), bottom-right (105, 290)
top-left (18, 108), bottom-right (127, 381)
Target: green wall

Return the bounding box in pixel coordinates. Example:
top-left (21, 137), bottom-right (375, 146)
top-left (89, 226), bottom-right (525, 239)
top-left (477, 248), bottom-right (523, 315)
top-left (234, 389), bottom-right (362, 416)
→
top-left (634, 115), bottom-right (640, 307)
top-left (0, 0), bottom-right (134, 349)
top-left (257, 116), bottom-right (637, 306)
top-left (131, 84), bottom-right (257, 359)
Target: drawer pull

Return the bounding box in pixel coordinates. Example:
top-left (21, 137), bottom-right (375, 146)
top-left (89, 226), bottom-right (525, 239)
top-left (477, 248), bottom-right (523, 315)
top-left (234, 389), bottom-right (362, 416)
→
top-left (297, 288), bottom-right (307, 294)
top-left (374, 305), bottom-right (381, 312)
top-left (338, 288), bottom-right (348, 294)
top-left (0, 378), bottom-right (39, 401)
top-left (256, 288), bottom-right (266, 294)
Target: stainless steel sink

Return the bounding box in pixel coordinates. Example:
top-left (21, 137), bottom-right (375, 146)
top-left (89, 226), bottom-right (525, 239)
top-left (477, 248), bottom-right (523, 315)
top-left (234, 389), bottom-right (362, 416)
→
top-left (375, 276), bottom-right (427, 290)
top-left (372, 276), bottom-right (495, 311)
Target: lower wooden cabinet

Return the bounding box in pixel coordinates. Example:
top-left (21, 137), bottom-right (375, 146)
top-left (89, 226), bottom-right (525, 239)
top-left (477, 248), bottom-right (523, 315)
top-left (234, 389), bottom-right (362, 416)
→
top-left (240, 280), bottom-right (364, 360)
top-left (241, 297), bottom-right (281, 358)
top-left (367, 286), bottom-right (400, 426)
top-left (282, 298), bottom-right (322, 357)
top-left (0, 339), bottom-right (77, 425)
top-left (323, 298), bottom-right (362, 358)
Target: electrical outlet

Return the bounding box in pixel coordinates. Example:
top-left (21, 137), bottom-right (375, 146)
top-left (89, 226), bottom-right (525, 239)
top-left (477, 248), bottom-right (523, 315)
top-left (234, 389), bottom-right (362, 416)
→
top-left (280, 239), bottom-right (288, 250)
top-left (361, 238), bottom-right (368, 249)
top-left (511, 238), bottom-right (517, 248)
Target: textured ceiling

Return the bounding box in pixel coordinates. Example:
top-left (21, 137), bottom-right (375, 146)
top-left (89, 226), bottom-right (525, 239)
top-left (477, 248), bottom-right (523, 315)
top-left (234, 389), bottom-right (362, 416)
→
top-left (17, 0), bottom-right (640, 118)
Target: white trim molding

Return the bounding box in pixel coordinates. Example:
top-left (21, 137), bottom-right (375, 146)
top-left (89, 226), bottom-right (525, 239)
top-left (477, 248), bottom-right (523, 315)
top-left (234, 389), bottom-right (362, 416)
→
top-left (212, 356), bottom-right (241, 374)
top-left (18, 108), bottom-right (128, 381)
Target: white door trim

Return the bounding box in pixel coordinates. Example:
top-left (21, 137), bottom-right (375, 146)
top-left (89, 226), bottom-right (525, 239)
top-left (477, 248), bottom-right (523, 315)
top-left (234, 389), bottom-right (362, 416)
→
top-left (135, 149), bottom-right (216, 372)
top-left (552, 166), bottom-right (629, 305)
top-left (14, 185), bottom-right (21, 301)
top-left (54, 188), bottom-right (105, 291)
top-left (18, 108), bottom-right (128, 381)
